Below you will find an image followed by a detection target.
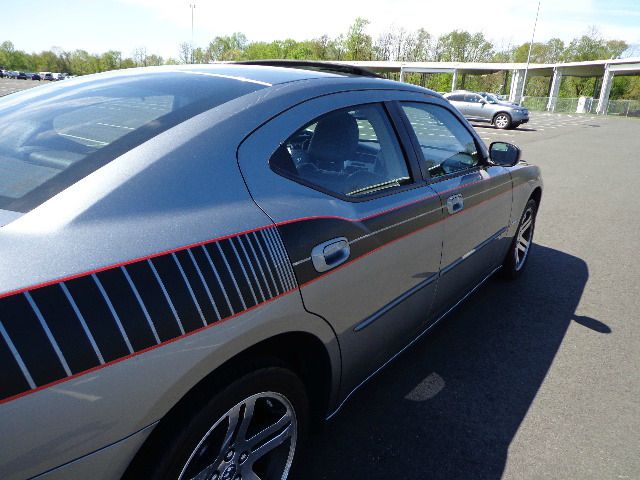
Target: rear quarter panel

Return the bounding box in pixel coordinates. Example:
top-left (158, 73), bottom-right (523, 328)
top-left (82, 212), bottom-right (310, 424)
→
top-left (0, 91), bottom-right (340, 479)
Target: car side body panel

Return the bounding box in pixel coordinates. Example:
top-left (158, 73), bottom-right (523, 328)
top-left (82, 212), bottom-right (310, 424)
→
top-left (238, 89), bottom-right (448, 399)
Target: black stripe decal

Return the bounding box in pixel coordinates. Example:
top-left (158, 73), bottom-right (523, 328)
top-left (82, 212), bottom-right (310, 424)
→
top-left (0, 294), bottom-right (68, 386)
top-left (440, 227), bottom-right (508, 277)
top-left (126, 261), bottom-right (183, 342)
top-left (0, 321), bottom-right (35, 393)
top-left (29, 285), bottom-right (101, 373)
top-left (0, 226), bottom-right (302, 404)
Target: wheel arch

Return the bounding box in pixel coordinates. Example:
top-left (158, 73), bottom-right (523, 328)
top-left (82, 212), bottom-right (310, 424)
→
top-left (123, 331), bottom-right (334, 478)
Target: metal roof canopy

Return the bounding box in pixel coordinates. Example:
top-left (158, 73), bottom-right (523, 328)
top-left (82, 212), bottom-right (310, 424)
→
top-left (337, 58), bottom-right (640, 78)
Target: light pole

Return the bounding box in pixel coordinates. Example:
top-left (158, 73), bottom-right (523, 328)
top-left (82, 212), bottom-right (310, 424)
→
top-left (189, 3), bottom-right (196, 63)
top-left (521, 0), bottom-right (541, 103)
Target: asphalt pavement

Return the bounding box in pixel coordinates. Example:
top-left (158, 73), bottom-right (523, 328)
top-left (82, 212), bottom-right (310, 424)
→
top-left (293, 113), bottom-right (640, 479)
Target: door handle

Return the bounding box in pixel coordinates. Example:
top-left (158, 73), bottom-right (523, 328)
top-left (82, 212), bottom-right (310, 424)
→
top-left (311, 237), bottom-right (350, 272)
top-left (446, 194), bottom-right (464, 215)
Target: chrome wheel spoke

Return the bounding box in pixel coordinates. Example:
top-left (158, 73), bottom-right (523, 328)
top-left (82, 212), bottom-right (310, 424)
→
top-left (180, 391), bottom-right (297, 480)
top-left (247, 420), bottom-right (293, 465)
top-left (236, 397), bottom-right (257, 443)
top-left (247, 412), bottom-right (292, 450)
top-left (521, 215), bottom-right (533, 232)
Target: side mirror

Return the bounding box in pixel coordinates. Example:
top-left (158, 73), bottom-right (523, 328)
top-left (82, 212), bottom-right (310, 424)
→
top-left (478, 98), bottom-right (487, 104)
top-left (489, 142), bottom-right (521, 167)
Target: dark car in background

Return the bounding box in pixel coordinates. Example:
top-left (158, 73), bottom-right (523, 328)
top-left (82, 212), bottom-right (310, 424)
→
top-left (444, 90), bottom-right (529, 129)
top-left (30, 73), bottom-right (42, 81)
top-left (16, 72), bottom-right (28, 80)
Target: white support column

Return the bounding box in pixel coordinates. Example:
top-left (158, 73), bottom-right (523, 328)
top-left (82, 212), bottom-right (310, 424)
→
top-left (509, 69), bottom-right (526, 104)
top-left (596, 65), bottom-right (614, 115)
top-left (451, 69), bottom-right (458, 91)
top-left (546, 67), bottom-right (563, 112)
top-left (399, 66), bottom-right (405, 83)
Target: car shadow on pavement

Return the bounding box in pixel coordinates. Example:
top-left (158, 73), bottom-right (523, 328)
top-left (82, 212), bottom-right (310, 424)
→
top-left (471, 123), bottom-right (538, 132)
top-left (294, 244), bottom-right (604, 480)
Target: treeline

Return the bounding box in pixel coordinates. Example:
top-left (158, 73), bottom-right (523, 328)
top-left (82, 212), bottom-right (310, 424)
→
top-left (1, 19), bottom-right (638, 99)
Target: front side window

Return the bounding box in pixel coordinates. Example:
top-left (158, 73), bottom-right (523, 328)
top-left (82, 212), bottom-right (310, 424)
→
top-left (401, 102), bottom-right (480, 178)
top-left (269, 104), bottom-right (412, 199)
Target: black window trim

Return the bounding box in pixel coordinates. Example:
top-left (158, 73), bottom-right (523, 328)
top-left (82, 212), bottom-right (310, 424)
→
top-left (269, 101), bottom-right (426, 204)
top-left (389, 99), bottom-right (489, 185)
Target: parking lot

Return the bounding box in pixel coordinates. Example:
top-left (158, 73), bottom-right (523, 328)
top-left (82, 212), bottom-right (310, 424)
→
top-left (1, 77), bottom-right (638, 479)
top-left (294, 113), bottom-right (640, 479)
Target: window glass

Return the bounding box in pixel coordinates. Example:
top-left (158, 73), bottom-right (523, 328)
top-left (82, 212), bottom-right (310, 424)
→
top-left (401, 102), bottom-right (480, 178)
top-left (0, 72), bottom-right (266, 212)
top-left (447, 94), bottom-right (464, 101)
top-left (270, 104), bottom-right (412, 198)
top-left (464, 94), bottom-right (482, 103)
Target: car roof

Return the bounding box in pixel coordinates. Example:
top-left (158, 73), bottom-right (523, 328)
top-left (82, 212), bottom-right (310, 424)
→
top-left (68, 64), bottom-right (438, 96)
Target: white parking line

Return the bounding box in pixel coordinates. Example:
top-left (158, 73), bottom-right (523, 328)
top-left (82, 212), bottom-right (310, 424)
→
top-left (58, 132), bottom-right (108, 145)
top-left (97, 122), bottom-right (135, 130)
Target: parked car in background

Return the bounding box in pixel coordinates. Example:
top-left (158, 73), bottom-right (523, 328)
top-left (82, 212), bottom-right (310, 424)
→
top-left (0, 63), bottom-right (542, 480)
top-left (43, 72), bottom-right (54, 81)
top-left (444, 90), bottom-right (529, 129)
top-left (30, 73), bottom-right (42, 81)
top-left (16, 72), bottom-right (28, 80)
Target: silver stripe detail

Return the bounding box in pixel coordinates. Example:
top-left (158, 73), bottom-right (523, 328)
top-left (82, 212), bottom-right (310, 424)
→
top-left (173, 253), bottom-right (207, 327)
top-left (245, 234), bottom-right (273, 299)
top-left (201, 245), bottom-right (234, 315)
top-left (268, 228), bottom-right (296, 290)
top-left (120, 267), bottom-right (161, 345)
top-left (60, 282), bottom-right (106, 363)
top-left (188, 249), bottom-right (221, 322)
top-left (216, 242), bottom-right (247, 311)
top-left (0, 320), bottom-right (36, 389)
top-left (264, 228), bottom-right (294, 291)
top-left (237, 236), bottom-right (266, 302)
top-left (91, 275), bottom-right (134, 354)
top-left (350, 206), bottom-right (442, 246)
top-left (24, 292), bottom-right (73, 376)
top-left (229, 238), bottom-right (258, 306)
top-left (147, 260), bottom-right (186, 335)
top-left (292, 257), bottom-right (310, 267)
top-left (261, 229), bottom-right (291, 292)
top-left (272, 229), bottom-right (298, 288)
top-left (252, 231), bottom-right (280, 296)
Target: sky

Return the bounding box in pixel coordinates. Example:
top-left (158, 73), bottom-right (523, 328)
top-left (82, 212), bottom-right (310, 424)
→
top-left (2, 0), bottom-right (639, 59)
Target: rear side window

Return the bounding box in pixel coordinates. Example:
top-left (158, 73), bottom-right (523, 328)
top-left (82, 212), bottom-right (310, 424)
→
top-left (0, 71), bottom-right (266, 212)
top-left (269, 104), bottom-right (412, 199)
top-left (401, 102), bottom-right (480, 178)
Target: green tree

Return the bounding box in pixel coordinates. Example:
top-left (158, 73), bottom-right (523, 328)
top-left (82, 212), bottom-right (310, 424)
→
top-left (344, 18), bottom-right (372, 60)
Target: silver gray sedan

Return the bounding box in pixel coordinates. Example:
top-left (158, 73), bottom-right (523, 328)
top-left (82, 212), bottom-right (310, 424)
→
top-left (0, 63), bottom-right (542, 480)
top-left (444, 90), bottom-right (530, 129)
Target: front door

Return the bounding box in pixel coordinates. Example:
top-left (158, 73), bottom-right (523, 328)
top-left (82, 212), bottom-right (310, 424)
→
top-left (238, 91), bottom-right (444, 397)
top-left (398, 101), bottom-right (512, 319)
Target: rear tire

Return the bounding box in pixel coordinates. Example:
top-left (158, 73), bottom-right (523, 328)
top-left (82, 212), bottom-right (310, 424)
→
top-left (499, 198), bottom-right (537, 280)
top-left (129, 366), bottom-right (309, 480)
top-left (494, 112), bottom-right (512, 129)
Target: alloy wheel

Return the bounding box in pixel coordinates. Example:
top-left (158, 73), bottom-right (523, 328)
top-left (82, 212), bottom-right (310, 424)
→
top-left (495, 114), bottom-right (510, 129)
top-left (178, 392), bottom-right (297, 480)
top-left (514, 206), bottom-right (534, 271)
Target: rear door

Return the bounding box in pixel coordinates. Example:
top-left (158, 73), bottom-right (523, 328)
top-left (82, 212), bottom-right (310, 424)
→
top-left (398, 101), bottom-right (512, 319)
top-left (238, 90), bottom-right (444, 396)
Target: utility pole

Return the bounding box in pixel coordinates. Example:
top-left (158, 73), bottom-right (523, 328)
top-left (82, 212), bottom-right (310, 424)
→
top-left (189, 3), bottom-right (196, 64)
top-left (522, 0), bottom-right (541, 103)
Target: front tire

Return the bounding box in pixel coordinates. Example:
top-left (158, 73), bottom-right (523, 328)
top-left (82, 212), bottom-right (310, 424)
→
top-left (500, 198), bottom-right (537, 280)
top-left (493, 112), bottom-right (512, 129)
top-left (134, 367), bottom-right (308, 480)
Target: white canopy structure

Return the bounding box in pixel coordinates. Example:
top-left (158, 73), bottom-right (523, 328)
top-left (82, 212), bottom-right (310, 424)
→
top-left (336, 58), bottom-right (640, 114)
